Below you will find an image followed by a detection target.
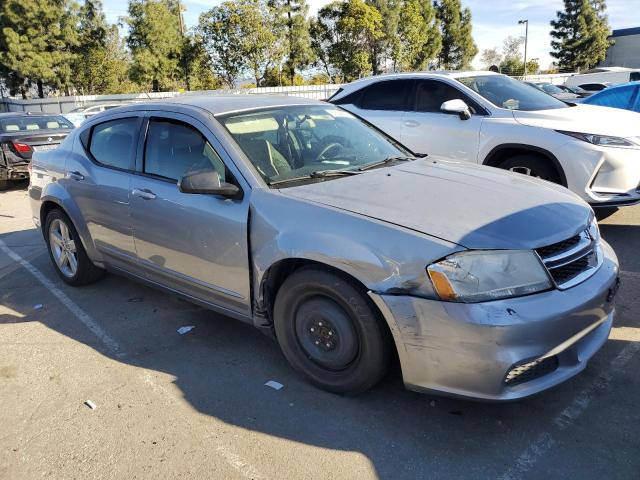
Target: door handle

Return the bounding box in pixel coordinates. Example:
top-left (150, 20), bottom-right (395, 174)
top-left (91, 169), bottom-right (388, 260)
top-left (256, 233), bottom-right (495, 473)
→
top-left (404, 120), bottom-right (420, 127)
top-left (67, 171), bottom-right (84, 181)
top-left (132, 188), bottom-right (157, 200)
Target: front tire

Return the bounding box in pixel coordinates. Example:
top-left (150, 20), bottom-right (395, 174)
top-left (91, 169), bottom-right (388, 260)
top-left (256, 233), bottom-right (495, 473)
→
top-left (498, 154), bottom-right (561, 184)
top-left (273, 266), bottom-right (391, 394)
top-left (44, 209), bottom-right (104, 286)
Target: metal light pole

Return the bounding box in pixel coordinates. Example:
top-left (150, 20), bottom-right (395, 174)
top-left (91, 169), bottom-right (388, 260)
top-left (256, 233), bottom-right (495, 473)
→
top-left (518, 19), bottom-right (529, 79)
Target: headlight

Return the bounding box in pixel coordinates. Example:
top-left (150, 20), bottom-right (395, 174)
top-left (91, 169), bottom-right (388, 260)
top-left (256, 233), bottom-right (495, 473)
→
top-left (427, 250), bottom-right (552, 303)
top-left (557, 130), bottom-right (640, 148)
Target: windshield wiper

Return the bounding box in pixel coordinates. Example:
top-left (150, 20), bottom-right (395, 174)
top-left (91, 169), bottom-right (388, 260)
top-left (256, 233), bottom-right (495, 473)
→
top-left (267, 169), bottom-right (360, 187)
top-left (309, 169), bottom-right (361, 178)
top-left (356, 156), bottom-right (415, 172)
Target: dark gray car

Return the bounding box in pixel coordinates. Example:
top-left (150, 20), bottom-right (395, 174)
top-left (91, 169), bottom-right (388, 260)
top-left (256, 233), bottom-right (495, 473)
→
top-left (0, 113), bottom-right (74, 189)
top-left (28, 96), bottom-right (619, 401)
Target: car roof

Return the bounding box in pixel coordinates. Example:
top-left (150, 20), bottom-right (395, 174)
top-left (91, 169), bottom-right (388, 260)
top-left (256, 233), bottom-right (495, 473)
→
top-left (330, 71), bottom-right (500, 99)
top-left (100, 94), bottom-right (323, 117)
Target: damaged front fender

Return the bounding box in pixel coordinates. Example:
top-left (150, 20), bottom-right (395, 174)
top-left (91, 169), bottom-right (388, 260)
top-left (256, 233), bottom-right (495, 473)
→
top-left (249, 189), bottom-right (462, 319)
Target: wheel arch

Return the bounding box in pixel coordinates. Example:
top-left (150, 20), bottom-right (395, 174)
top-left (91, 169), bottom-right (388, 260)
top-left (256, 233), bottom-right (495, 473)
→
top-left (482, 144), bottom-right (567, 187)
top-left (39, 192), bottom-right (101, 264)
top-left (257, 258), bottom-right (398, 353)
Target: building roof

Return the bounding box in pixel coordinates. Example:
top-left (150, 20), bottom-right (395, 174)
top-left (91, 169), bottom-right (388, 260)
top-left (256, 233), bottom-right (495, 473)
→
top-left (611, 27), bottom-right (640, 38)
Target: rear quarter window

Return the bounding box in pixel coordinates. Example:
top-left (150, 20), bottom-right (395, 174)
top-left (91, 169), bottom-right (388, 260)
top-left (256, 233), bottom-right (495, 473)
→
top-left (87, 118), bottom-right (139, 170)
top-left (360, 80), bottom-right (413, 111)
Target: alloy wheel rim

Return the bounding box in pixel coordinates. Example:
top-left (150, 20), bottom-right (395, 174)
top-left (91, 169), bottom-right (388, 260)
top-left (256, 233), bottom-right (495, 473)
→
top-left (49, 219), bottom-right (78, 278)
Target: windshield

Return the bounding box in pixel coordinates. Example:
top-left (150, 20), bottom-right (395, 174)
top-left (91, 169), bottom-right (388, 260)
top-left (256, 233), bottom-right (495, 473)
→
top-left (0, 115), bottom-right (74, 133)
top-left (219, 105), bottom-right (409, 187)
top-left (540, 84), bottom-right (564, 94)
top-left (457, 75), bottom-right (569, 111)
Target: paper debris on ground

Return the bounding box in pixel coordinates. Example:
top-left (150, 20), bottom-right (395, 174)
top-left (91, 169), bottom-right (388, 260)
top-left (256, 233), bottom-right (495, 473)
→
top-left (177, 326), bottom-right (195, 335)
top-left (264, 380), bottom-right (284, 390)
top-left (84, 400), bottom-right (96, 410)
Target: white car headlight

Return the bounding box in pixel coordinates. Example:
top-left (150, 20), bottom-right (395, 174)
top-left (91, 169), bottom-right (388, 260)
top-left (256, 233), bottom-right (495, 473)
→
top-left (557, 130), bottom-right (640, 149)
top-left (427, 250), bottom-right (552, 303)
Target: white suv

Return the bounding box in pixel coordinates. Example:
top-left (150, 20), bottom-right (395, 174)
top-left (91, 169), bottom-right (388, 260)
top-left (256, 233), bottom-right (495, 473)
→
top-left (329, 71), bottom-right (640, 208)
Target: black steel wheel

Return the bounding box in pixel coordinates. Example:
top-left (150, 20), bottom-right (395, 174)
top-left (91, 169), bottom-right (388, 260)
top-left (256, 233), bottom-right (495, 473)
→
top-left (274, 266), bottom-right (391, 394)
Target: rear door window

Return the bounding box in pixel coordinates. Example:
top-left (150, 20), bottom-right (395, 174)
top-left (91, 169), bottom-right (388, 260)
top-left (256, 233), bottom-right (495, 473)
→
top-left (359, 80), bottom-right (413, 111)
top-left (88, 118), bottom-right (139, 170)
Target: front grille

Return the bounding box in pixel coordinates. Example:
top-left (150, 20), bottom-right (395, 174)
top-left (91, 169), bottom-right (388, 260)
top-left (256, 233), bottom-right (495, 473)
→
top-left (535, 234), bottom-right (580, 258)
top-left (535, 225), bottom-right (601, 289)
top-left (548, 252), bottom-right (595, 284)
top-left (505, 356), bottom-right (559, 386)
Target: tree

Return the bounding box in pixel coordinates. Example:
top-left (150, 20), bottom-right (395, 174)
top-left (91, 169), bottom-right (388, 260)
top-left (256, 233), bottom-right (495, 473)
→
top-left (72, 0), bottom-right (109, 94)
top-left (198, 0), bottom-right (281, 88)
top-left (125, 0), bottom-right (185, 91)
top-left (0, 0), bottom-right (79, 98)
top-left (393, 0), bottom-right (441, 71)
top-left (498, 36), bottom-right (538, 76)
top-left (550, 0), bottom-right (613, 71)
top-left (238, 0), bottom-right (282, 87)
top-left (480, 47), bottom-right (502, 69)
top-left (271, 0), bottom-right (315, 85)
top-left (435, 0), bottom-right (477, 70)
top-left (183, 34), bottom-right (223, 90)
top-left (365, 0), bottom-right (400, 75)
top-left (311, 0), bottom-right (383, 82)
top-left (198, 2), bottom-right (246, 88)
top-left (74, 26), bottom-right (137, 94)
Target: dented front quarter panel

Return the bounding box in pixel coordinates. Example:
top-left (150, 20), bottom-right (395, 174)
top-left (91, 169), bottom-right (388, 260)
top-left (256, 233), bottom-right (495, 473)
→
top-left (249, 188), bottom-right (463, 308)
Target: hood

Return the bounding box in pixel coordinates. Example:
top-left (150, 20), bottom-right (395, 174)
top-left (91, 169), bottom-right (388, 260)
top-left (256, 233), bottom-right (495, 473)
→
top-left (282, 159), bottom-right (591, 250)
top-left (512, 104), bottom-right (640, 138)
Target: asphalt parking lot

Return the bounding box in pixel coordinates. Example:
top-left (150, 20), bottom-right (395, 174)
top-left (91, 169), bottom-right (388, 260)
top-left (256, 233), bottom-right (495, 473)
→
top-left (1, 183), bottom-right (639, 480)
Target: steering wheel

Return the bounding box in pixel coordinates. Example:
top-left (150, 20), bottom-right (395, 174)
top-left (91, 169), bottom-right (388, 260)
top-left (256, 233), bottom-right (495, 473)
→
top-left (318, 142), bottom-right (344, 160)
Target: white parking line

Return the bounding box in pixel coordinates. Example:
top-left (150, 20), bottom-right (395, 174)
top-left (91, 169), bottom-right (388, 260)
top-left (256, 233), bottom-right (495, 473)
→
top-left (0, 239), bottom-right (123, 357)
top-left (499, 340), bottom-right (640, 480)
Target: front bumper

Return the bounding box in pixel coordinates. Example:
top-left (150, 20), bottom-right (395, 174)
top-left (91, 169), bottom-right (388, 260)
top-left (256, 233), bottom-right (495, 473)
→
top-left (370, 240), bottom-right (619, 401)
top-left (558, 141), bottom-right (640, 207)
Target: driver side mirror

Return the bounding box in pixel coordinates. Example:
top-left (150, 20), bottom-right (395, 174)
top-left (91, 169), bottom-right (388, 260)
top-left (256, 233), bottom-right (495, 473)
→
top-left (441, 99), bottom-right (472, 120)
top-left (178, 170), bottom-right (242, 199)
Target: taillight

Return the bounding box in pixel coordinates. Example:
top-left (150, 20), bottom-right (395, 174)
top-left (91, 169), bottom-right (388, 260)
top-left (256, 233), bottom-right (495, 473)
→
top-left (13, 142), bottom-right (32, 153)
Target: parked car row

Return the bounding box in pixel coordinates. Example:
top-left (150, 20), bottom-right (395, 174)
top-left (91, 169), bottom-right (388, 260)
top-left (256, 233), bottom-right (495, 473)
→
top-left (29, 81), bottom-right (626, 401)
top-left (329, 71), bottom-right (640, 209)
top-left (64, 103), bottom-right (128, 127)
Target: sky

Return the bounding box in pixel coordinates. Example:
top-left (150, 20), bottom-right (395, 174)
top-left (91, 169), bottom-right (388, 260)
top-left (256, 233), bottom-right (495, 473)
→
top-left (103, 0), bottom-right (638, 69)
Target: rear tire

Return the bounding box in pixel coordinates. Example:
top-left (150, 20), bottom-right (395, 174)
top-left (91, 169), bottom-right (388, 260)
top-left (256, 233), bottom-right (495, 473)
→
top-left (273, 266), bottom-right (391, 394)
top-left (44, 209), bottom-right (104, 286)
top-left (0, 179), bottom-right (11, 191)
top-left (498, 154), bottom-right (562, 184)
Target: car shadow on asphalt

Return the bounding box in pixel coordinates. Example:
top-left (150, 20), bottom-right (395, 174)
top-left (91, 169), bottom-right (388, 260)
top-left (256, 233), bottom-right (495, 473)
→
top-left (1, 219), bottom-right (639, 479)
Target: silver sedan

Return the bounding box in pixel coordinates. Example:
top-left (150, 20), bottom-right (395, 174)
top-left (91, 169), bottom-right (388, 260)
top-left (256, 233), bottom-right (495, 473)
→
top-left (29, 96), bottom-right (619, 401)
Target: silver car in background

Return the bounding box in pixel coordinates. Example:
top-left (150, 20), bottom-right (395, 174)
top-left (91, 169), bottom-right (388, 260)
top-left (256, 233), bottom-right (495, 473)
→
top-left (29, 96), bottom-right (619, 401)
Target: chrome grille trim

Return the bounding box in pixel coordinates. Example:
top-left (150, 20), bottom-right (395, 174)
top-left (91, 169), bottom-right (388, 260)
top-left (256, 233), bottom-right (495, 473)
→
top-left (536, 226), bottom-right (603, 290)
